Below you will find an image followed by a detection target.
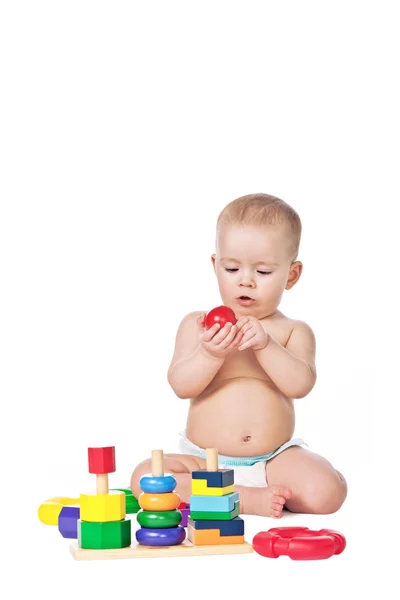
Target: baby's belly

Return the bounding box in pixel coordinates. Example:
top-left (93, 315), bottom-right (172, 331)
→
top-left (185, 377), bottom-right (295, 457)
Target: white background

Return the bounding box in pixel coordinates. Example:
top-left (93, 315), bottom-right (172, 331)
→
top-left (1, 1), bottom-right (398, 598)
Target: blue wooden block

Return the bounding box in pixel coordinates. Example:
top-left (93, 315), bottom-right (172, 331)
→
top-left (58, 506), bottom-right (80, 539)
top-left (191, 469), bottom-right (234, 488)
top-left (188, 516), bottom-right (244, 536)
top-left (189, 492), bottom-right (239, 513)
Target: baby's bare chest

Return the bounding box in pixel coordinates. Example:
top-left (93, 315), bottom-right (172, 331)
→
top-left (216, 320), bottom-right (293, 382)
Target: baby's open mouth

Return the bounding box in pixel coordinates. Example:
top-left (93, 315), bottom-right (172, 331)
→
top-left (237, 295), bottom-right (254, 301)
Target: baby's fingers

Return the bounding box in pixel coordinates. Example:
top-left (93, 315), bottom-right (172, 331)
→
top-left (219, 324), bottom-right (238, 347)
top-left (212, 322), bottom-right (234, 345)
top-left (200, 322), bottom-right (220, 341)
top-left (235, 316), bottom-right (250, 331)
top-left (196, 314), bottom-right (206, 328)
top-left (229, 329), bottom-right (244, 348)
top-left (238, 327), bottom-right (253, 344)
top-left (238, 332), bottom-right (256, 351)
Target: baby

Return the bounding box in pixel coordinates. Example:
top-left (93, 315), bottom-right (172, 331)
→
top-left (131, 193), bottom-right (347, 518)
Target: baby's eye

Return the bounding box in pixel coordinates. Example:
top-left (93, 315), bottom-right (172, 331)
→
top-left (225, 268), bottom-right (238, 273)
top-left (257, 271), bottom-right (272, 275)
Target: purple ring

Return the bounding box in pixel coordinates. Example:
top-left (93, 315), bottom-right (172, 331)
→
top-left (136, 526), bottom-right (186, 546)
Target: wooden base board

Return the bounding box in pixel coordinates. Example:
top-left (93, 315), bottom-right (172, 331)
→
top-left (70, 539), bottom-right (254, 561)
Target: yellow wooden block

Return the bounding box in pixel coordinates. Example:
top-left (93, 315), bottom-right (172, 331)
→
top-left (80, 490), bottom-right (125, 522)
top-left (191, 480), bottom-right (235, 496)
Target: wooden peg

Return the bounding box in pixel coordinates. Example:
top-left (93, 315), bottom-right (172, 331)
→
top-left (87, 446), bottom-right (116, 495)
top-left (206, 448), bottom-right (218, 472)
top-left (96, 474), bottom-right (108, 495)
top-left (151, 449), bottom-right (164, 477)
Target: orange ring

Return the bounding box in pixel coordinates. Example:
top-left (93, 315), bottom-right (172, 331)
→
top-left (139, 492), bottom-right (180, 511)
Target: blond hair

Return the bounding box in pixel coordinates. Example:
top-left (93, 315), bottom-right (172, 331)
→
top-left (216, 193), bottom-right (302, 260)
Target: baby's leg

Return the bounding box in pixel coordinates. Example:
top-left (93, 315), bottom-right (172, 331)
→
top-left (265, 446), bottom-right (347, 514)
top-left (130, 453), bottom-right (206, 503)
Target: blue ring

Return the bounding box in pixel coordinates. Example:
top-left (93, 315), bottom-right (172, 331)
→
top-left (136, 526), bottom-right (186, 546)
top-left (139, 474), bottom-right (177, 493)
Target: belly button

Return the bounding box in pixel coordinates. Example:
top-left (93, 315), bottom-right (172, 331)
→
top-left (243, 436), bottom-right (251, 442)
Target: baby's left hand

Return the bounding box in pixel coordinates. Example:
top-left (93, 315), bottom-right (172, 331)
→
top-left (236, 316), bottom-right (269, 351)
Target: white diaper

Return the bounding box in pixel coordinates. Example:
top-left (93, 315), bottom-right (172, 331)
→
top-left (177, 430), bottom-right (307, 488)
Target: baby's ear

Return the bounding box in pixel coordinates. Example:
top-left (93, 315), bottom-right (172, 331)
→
top-left (211, 254), bottom-right (217, 272)
top-left (286, 261), bottom-right (303, 290)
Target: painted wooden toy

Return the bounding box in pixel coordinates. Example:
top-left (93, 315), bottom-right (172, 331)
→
top-left (65, 445), bottom-right (253, 560)
top-left (188, 448), bottom-right (245, 546)
top-left (58, 506), bottom-right (80, 538)
top-left (42, 444), bottom-right (344, 562)
top-left (77, 446), bottom-right (132, 550)
top-left (136, 450), bottom-right (185, 547)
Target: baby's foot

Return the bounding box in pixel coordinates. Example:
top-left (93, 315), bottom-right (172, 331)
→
top-left (239, 484), bottom-right (292, 517)
top-left (262, 485), bottom-right (292, 518)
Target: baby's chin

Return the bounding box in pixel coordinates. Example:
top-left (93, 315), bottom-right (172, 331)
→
top-left (230, 303), bottom-right (275, 320)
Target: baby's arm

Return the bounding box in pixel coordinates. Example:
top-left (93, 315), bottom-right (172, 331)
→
top-left (254, 321), bottom-right (317, 399)
top-left (168, 312), bottom-right (237, 399)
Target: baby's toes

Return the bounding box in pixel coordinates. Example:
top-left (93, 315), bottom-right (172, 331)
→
top-left (271, 494), bottom-right (286, 506)
top-left (271, 503), bottom-right (284, 518)
top-left (269, 485), bottom-right (292, 500)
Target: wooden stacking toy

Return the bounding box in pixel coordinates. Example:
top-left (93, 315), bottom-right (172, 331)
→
top-left (77, 446), bottom-right (132, 549)
top-left (44, 444), bottom-right (345, 562)
top-left (136, 449), bottom-right (186, 546)
top-left (69, 445), bottom-right (253, 560)
top-left (188, 448), bottom-right (245, 545)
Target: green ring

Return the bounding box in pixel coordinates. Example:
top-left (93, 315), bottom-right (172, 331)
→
top-left (126, 495), bottom-right (140, 513)
top-left (136, 509), bottom-right (182, 529)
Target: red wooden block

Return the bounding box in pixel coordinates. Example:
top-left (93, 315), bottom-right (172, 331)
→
top-left (88, 446), bottom-right (116, 474)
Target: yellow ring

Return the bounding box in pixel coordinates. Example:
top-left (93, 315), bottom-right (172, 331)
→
top-left (38, 496), bottom-right (80, 526)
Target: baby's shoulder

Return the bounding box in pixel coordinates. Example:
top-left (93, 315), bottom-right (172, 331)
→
top-left (272, 311), bottom-right (315, 339)
top-left (179, 310), bottom-right (205, 324)
top-left (174, 310), bottom-right (205, 336)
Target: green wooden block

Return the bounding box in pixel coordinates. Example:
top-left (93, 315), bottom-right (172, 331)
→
top-left (78, 519), bottom-right (131, 549)
top-left (189, 500), bottom-right (240, 521)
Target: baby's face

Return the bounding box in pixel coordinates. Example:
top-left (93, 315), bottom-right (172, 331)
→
top-left (212, 224), bottom-right (299, 319)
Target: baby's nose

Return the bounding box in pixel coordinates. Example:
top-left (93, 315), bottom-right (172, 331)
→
top-left (240, 276), bottom-right (255, 287)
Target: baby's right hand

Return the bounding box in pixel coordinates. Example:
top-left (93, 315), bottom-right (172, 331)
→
top-left (196, 314), bottom-right (244, 359)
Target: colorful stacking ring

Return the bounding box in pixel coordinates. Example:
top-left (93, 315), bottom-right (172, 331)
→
top-left (139, 492), bottom-right (181, 512)
top-left (136, 526), bottom-right (186, 546)
top-left (38, 497), bottom-right (80, 526)
top-left (137, 509), bottom-right (182, 529)
top-left (139, 475), bottom-right (177, 494)
top-left (125, 495), bottom-right (140, 514)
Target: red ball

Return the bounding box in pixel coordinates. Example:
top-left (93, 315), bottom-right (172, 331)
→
top-left (204, 305), bottom-right (237, 330)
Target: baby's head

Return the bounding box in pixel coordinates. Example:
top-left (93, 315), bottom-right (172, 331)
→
top-left (211, 193), bottom-right (303, 319)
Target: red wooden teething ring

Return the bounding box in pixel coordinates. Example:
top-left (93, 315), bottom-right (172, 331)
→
top-left (252, 527), bottom-right (346, 560)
